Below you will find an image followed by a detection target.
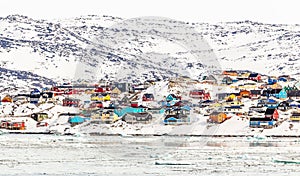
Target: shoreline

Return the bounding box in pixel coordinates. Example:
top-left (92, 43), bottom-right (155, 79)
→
top-left (3, 131), bottom-right (300, 138)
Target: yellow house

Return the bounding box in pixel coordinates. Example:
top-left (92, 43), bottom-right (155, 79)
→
top-left (91, 93), bottom-right (111, 101)
top-left (226, 94), bottom-right (237, 101)
top-left (101, 111), bottom-right (119, 123)
top-left (111, 87), bottom-right (121, 95)
top-left (223, 100), bottom-right (243, 107)
top-left (290, 112), bottom-right (300, 121)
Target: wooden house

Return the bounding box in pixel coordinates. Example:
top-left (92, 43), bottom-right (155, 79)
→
top-left (112, 82), bottom-right (132, 93)
top-left (111, 87), bottom-right (121, 98)
top-left (277, 101), bottom-right (291, 111)
top-left (223, 106), bottom-right (244, 114)
top-left (91, 93), bottom-right (110, 101)
top-left (208, 112), bottom-right (228, 123)
top-left (31, 113), bottom-right (49, 122)
top-left (2, 95), bottom-right (12, 103)
top-left (41, 92), bottom-right (54, 103)
top-left (250, 90), bottom-right (261, 99)
top-left (262, 89), bottom-right (284, 99)
top-left (163, 107), bottom-right (190, 125)
top-left (122, 112), bottom-right (152, 124)
top-left (222, 76), bottom-right (233, 85)
top-left (248, 73), bottom-right (261, 82)
top-left (142, 93), bottom-right (154, 101)
top-left (101, 110), bottom-right (118, 124)
top-left (249, 117), bottom-right (277, 128)
top-left (166, 94), bottom-right (180, 102)
top-left (189, 90), bottom-right (211, 100)
top-left (29, 89), bottom-right (41, 104)
top-left (287, 90), bottom-right (300, 99)
top-left (222, 70), bottom-right (238, 76)
top-left (290, 112), bottom-right (300, 122)
top-left (240, 90), bottom-right (251, 98)
top-left (265, 108), bottom-right (279, 120)
top-left (0, 121), bottom-right (26, 130)
top-left (249, 105), bottom-right (266, 113)
top-left (202, 75), bottom-right (218, 84)
top-left (131, 101), bottom-right (139, 108)
top-left (63, 98), bottom-right (80, 107)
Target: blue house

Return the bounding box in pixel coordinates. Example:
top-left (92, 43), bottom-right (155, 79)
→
top-left (163, 106), bottom-right (191, 125)
top-left (249, 117), bottom-right (276, 128)
top-left (268, 77), bottom-right (277, 85)
top-left (114, 107), bottom-right (146, 117)
top-left (166, 94), bottom-right (180, 102)
top-left (265, 99), bottom-right (279, 108)
top-left (278, 89), bottom-right (287, 99)
top-left (30, 88), bottom-right (41, 104)
top-left (264, 89), bottom-right (285, 99)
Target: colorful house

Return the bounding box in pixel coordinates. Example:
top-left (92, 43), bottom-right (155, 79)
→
top-left (1, 95), bottom-right (12, 103)
top-left (166, 94), bottom-right (180, 102)
top-left (250, 90), bottom-right (261, 99)
top-left (222, 70), bottom-right (238, 76)
top-left (249, 117), bottom-right (277, 128)
top-left (222, 77), bottom-right (233, 85)
top-left (278, 89), bottom-right (287, 99)
top-left (30, 89), bottom-right (41, 104)
top-left (114, 107), bottom-right (146, 117)
top-left (91, 93), bottom-right (110, 101)
top-left (163, 106), bottom-right (191, 125)
top-left (290, 112), bottom-right (300, 122)
top-left (208, 112), bottom-right (228, 123)
top-left (240, 90), bottom-right (251, 98)
top-left (63, 98), bottom-right (80, 107)
top-left (248, 73), bottom-right (261, 82)
top-left (189, 90), bottom-right (211, 100)
top-left (142, 93), bottom-right (154, 101)
top-left (265, 108), bottom-right (279, 120)
top-left (122, 112), bottom-right (152, 124)
top-left (31, 113), bottom-right (48, 122)
top-left (69, 116), bottom-right (89, 126)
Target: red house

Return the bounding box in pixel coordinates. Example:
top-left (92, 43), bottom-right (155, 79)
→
top-left (189, 90), bottom-right (210, 100)
top-left (142, 93), bottom-right (154, 101)
top-left (248, 73), bottom-right (261, 82)
top-left (63, 98), bottom-right (80, 107)
top-left (265, 108), bottom-right (279, 120)
top-left (94, 87), bottom-right (106, 93)
top-left (89, 102), bottom-right (103, 108)
top-left (131, 101), bottom-right (139, 108)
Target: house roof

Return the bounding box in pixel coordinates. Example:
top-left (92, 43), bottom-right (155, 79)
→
top-left (265, 108), bottom-right (276, 115)
top-left (249, 73), bottom-right (259, 77)
top-left (210, 111), bottom-right (222, 116)
top-left (143, 93), bottom-right (154, 98)
top-left (287, 90), bottom-right (300, 96)
top-left (250, 90), bottom-right (261, 95)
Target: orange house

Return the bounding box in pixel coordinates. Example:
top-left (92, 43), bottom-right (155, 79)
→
top-left (2, 95), bottom-right (12, 103)
top-left (240, 90), bottom-right (251, 98)
top-left (208, 112), bottom-right (228, 123)
top-left (222, 70), bottom-right (238, 76)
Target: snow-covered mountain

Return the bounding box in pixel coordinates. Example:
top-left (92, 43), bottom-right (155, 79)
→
top-left (0, 14), bottom-right (300, 85)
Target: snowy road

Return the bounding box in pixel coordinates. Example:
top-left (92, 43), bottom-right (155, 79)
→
top-left (0, 134), bottom-right (300, 175)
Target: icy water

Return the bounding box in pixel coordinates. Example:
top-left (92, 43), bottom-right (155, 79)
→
top-left (1, 134), bottom-right (300, 176)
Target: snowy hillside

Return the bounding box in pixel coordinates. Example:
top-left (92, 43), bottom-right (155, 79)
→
top-left (0, 15), bottom-right (300, 84)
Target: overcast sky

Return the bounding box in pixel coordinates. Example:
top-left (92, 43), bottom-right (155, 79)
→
top-left (1, 0), bottom-right (299, 24)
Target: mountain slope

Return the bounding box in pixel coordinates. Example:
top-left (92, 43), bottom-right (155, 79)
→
top-left (0, 15), bottom-right (299, 84)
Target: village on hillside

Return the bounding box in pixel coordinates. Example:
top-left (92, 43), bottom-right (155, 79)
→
top-left (0, 70), bottom-right (300, 136)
